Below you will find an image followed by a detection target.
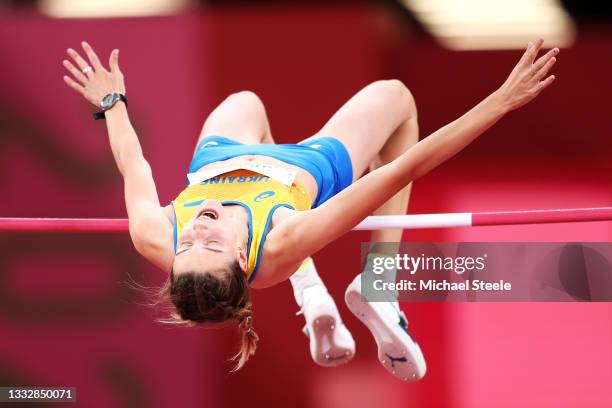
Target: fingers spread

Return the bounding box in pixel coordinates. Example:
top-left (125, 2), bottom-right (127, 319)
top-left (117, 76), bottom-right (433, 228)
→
top-left (62, 59), bottom-right (88, 85)
top-left (81, 41), bottom-right (105, 72)
top-left (63, 75), bottom-right (85, 95)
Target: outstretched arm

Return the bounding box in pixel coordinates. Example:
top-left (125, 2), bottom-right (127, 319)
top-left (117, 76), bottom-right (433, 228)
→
top-left (269, 38), bottom-right (558, 273)
top-left (62, 42), bottom-right (173, 272)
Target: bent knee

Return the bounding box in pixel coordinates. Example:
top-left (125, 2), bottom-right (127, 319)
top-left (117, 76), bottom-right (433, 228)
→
top-left (213, 90), bottom-right (269, 124)
top-left (225, 90), bottom-right (265, 109)
top-left (369, 79), bottom-right (417, 119)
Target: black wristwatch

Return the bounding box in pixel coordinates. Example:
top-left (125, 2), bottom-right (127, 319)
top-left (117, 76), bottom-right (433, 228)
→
top-left (93, 93), bottom-right (128, 120)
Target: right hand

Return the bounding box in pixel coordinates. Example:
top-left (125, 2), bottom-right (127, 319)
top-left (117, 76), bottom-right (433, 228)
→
top-left (496, 38), bottom-right (559, 112)
top-left (62, 41), bottom-right (126, 108)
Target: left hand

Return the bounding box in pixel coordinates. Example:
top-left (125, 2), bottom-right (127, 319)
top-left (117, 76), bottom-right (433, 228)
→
top-left (496, 38), bottom-right (559, 112)
top-left (62, 41), bottom-right (126, 108)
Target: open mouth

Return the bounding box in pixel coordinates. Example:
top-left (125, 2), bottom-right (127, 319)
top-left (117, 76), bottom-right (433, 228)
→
top-left (196, 208), bottom-right (218, 220)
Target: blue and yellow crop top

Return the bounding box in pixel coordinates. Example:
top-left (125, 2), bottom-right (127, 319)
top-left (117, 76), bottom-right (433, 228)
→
top-left (171, 169), bottom-right (313, 283)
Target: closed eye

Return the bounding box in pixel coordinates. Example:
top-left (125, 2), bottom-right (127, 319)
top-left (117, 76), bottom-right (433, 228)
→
top-left (176, 242), bottom-right (223, 255)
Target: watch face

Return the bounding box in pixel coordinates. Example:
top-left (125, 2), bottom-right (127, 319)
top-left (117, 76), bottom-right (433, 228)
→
top-left (101, 93), bottom-right (118, 109)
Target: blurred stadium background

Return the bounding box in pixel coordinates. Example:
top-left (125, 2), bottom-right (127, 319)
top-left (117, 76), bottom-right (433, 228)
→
top-left (1, 0), bottom-right (611, 407)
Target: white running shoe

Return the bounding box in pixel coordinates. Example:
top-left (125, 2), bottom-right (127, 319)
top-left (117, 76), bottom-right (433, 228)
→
top-left (344, 274), bottom-right (427, 381)
top-left (299, 286), bottom-right (356, 367)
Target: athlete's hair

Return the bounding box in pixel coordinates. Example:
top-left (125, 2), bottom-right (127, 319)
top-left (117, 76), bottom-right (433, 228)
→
top-left (130, 260), bottom-right (258, 371)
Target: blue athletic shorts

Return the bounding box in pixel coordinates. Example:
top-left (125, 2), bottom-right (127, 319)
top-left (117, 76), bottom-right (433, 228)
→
top-left (187, 136), bottom-right (353, 208)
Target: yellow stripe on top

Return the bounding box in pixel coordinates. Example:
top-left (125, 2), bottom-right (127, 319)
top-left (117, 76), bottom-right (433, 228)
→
top-left (171, 169), bottom-right (313, 283)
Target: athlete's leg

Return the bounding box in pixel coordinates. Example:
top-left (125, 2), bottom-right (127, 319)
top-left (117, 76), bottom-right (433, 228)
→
top-left (304, 79), bottom-right (417, 180)
top-left (290, 258), bottom-right (355, 367)
top-left (193, 90), bottom-right (274, 155)
top-left (368, 114), bottom-right (419, 250)
top-left (304, 80), bottom-right (425, 381)
top-left (305, 79), bottom-right (419, 249)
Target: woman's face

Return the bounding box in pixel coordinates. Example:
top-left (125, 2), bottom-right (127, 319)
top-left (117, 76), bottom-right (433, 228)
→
top-left (173, 199), bottom-right (248, 275)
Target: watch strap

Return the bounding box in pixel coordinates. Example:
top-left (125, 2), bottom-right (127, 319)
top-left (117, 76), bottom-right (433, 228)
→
top-left (93, 94), bottom-right (128, 120)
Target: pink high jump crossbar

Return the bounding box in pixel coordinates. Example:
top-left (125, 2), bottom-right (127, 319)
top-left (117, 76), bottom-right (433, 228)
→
top-left (0, 207), bottom-right (611, 233)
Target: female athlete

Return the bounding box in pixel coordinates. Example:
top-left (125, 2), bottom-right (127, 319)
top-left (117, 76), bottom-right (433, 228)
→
top-left (62, 38), bottom-right (558, 380)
